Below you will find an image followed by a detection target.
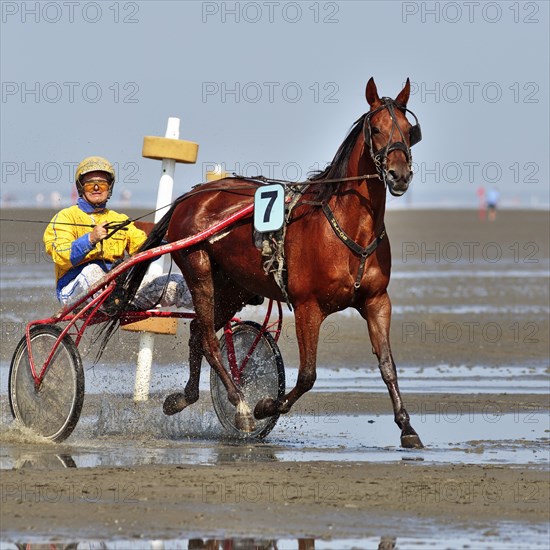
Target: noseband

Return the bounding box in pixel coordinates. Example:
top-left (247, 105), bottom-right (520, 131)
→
top-left (363, 97), bottom-right (422, 186)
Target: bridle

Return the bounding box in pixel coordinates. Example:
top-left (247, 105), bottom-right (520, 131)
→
top-left (363, 97), bottom-right (422, 191)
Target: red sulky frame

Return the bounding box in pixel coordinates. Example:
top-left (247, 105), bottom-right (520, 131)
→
top-left (25, 203), bottom-right (283, 388)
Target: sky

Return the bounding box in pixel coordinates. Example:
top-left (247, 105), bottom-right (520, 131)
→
top-left (1, 0), bottom-right (549, 209)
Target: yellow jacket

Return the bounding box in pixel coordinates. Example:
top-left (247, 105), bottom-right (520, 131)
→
top-left (44, 202), bottom-right (147, 297)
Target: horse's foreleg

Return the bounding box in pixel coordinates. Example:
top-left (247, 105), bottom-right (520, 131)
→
top-left (255, 302), bottom-right (324, 419)
top-left (360, 293), bottom-right (423, 448)
top-left (163, 319), bottom-right (202, 415)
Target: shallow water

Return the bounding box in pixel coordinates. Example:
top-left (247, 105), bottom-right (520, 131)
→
top-left (2, 396), bottom-right (548, 470)
top-left (1, 349), bottom-right (548, 469)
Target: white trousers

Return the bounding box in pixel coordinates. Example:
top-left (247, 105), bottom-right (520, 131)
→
top-left (58, 264), bottom-right (193, 310)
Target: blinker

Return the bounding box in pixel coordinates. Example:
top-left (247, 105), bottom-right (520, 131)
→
top-left (409, 123), bottom-right (422, 146)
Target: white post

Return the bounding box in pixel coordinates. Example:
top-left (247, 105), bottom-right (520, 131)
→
top-left (133, 117), bottom-right (180, 402)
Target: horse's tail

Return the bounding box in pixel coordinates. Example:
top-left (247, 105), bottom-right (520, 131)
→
top-left (93, 198), bottom-right (182, 361)
top-left (118, 199), bottom-right (181, 307)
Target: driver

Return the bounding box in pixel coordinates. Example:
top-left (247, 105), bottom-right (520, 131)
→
top-left (43, 156), bottom-right (192, 311)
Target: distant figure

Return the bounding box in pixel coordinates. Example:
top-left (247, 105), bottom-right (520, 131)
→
top-left (476, 186), bottom-right (486, 220)
top-left (50, 191), bottom-right (62, 208)
top-left (486, 187), bottom-right (500, 221)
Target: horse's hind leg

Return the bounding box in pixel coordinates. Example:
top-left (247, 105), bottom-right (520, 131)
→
top-left (163, 318), bottom-right (203, 415)
top-left (164, 248), bottom-right (255, 431)
top-left (164, 290), bottom-right (246, 416)
top-left (359, 292), bottom-right (423, 449)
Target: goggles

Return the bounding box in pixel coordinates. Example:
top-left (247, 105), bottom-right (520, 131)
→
top-left (82, 179), bottom-right (112, 193)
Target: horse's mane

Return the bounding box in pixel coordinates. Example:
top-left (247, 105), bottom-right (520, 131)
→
top-left (308, 114), bottom-right (366, 201)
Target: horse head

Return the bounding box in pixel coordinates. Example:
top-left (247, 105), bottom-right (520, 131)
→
top-left (365, 77), bottom-right (422, 197)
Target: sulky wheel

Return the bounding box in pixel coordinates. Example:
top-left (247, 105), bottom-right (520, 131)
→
top-left (210, 321), bottom-right (285, 439)
top-left (9, 325), bottom-right (84, 442)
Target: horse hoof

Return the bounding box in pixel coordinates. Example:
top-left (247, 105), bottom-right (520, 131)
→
top-left (254, 397), bottom-right (276, 420)
top-left (247, 295), bottom-right (264, 306)
top-left (401, 434), bottom-right (424, 449)
top-left (235, 411), bottom-right (255, 432)
top-left (163, 393), bottom-right (187, 416)
top-left (234, 400), bottom-right (255, 432)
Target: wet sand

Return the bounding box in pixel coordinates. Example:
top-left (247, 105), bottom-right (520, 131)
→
top-left (1, 208), bottom-right (549, 544)
top-left (2, 461), bottom-right (549, 541)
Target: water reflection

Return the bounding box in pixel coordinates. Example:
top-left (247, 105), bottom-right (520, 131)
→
top-left (14, 452), bottom-right (77, 469)
top-left (6, 536), bottom-right (539, 550)
top-left (213, 442), bottom-right (278, 463)
top-left (7, 538), bottom-right (396, 550)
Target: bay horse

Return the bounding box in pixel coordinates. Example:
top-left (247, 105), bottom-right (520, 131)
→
top-left (115, 77), bottom-right (424, 448)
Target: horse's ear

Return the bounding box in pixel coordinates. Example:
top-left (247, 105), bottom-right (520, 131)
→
top-left (365, 77), bottom-right (380, 107)
top-left (395, 78), bottom-right (411, 106)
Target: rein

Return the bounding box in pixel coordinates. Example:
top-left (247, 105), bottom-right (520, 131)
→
top-left (0, 206), bottom-right (168, 237)
top-left (0, 217), bottom-right (133, 238)
top-left (0, 173), bottom-right (381, 232)
top-left (240, 173), bottom-right (381, 186)
top-left (0, 218), bottom-right (97, 228)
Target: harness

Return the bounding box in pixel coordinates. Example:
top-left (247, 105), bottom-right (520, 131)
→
top-left (321, 201), bottom-right (386, 289)
top-left (246, 178), bottom-right (305, 310)
top-left (248, 179), bottom-right (386, 309)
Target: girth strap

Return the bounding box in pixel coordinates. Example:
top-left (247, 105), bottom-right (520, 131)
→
top-left (321, 202), bottom-right (386, 289)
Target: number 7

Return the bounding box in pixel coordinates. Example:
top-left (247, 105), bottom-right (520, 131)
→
top-left (261, 190), bottom-right (278, 223)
